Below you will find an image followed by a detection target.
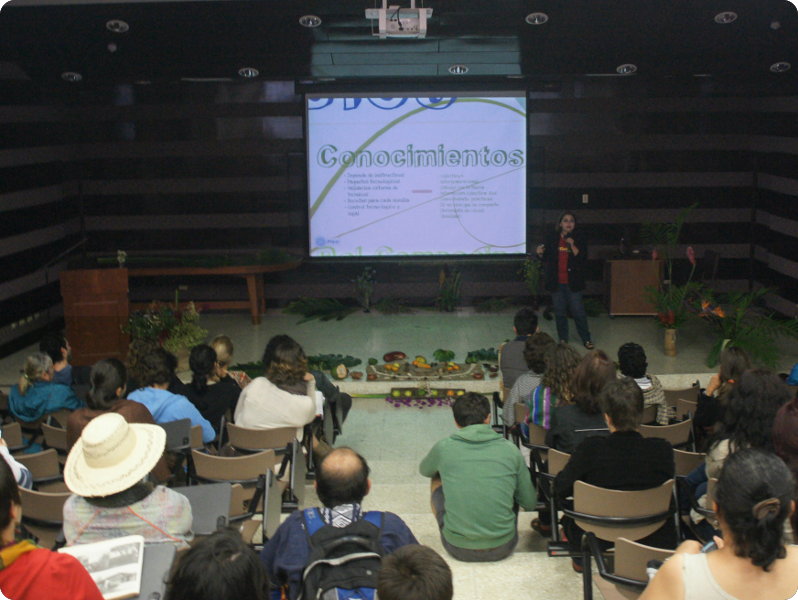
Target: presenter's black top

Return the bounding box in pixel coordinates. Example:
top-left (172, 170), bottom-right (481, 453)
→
top-left (540, 229), bottom-right (588, 293)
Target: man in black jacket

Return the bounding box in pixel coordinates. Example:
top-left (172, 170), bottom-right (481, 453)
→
top-left (554, 377), bottom-right (675, 569)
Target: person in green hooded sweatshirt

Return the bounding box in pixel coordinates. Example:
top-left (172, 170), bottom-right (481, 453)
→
top-left (419, 392), bottom-right (537, 561)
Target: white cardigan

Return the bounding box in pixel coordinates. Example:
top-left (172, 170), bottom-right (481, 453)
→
top-left (234, 376), bottom-right (317, 440)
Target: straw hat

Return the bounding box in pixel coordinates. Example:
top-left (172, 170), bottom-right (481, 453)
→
top-left (64, 412), bottom-right (166, 497)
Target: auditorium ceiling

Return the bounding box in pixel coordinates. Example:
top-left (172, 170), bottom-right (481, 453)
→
top-left (0, 0), bottom-right (796, 87)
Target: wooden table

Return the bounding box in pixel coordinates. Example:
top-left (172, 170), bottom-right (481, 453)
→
top-left (128, 261), bottom-right (301, 324)
top-left (605, 259), bottom-right (663, 316)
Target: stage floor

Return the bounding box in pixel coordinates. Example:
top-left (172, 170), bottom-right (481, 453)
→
top-left (2, 308), bottom-right (797, 391)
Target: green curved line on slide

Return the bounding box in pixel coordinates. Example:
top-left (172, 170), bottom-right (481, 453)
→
top-left (309, 98), bottom-right (526, 219)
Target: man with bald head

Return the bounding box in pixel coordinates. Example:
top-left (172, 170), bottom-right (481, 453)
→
top-left (260, 447), bottom-right (418, 600)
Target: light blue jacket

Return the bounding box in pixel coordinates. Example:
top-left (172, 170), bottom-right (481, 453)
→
top-left (9, 382), bottom-right (83, 422)
top-left (128, 386), bottom-right (215, 443)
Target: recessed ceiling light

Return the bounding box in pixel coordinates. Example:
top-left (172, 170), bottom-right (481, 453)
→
top-left (448, 64), bottom-right (469, 75)
top-left (525, 12), bottom-right (548, 25)
top-left (770, 21), bottom-right (781, 30)
top-left (106, 19), bottom-right (130, 33)
top-left (238, 67), bottom-right (259, 78)
top-left (616, 63), bottom-right (637, 75)
top-left (299, 14), bottom-right (322, 28)
top-left (770, 62), bottom-right (791, 73)
top-left (61, 71), bottom-right (83, 83)
top-left (714, 11), bottom-right (737, 24)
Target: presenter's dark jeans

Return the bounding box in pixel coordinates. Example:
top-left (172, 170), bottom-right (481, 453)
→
top-left (552, 284), bottom-right (591, 344)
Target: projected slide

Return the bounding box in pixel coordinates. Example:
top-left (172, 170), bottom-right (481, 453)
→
top-left (307, 95), bottom-right (526, 257)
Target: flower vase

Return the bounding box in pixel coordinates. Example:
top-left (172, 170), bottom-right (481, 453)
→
top-left (664, 328), bottom-right (677, 357)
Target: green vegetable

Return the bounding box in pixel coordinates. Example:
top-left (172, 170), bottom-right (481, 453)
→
top-left (433, 349), bottom-right (455, 363)
top-left (368, 357), bottom-right (379, 366)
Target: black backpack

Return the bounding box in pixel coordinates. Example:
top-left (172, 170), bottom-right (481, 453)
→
top-left (298, 508), bottom-right (385, 600)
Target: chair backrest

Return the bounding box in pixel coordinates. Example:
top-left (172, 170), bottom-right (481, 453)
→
top-left (2, 422), bottom-right (26, 452)
top-left (513, 402), bottom-right (527, 425)
top-left (191, 449), bottom-right (277, 484)
top-left (172, 482), bottom-right (233, 535)
top-left (639, 419), bottom-right (692, 448)
top-left (19, 487), bottom-right (70, 549)
top-left (663, 386), bottom-right (699, 408)
top-left (137, 543), bottom-right (176, 600)
top-left (547, 449), bottom-right (570, 476)
top-left (613, 537), bottom-right (674, 581)
top-left (45, 408), bottom-right (73, 429)
top-left (15, 448), bottom-right (61, 480)
top-left (572, 479), bottom-right (675, 542)
top-left (673, 449), bottom-right (705, 477)
top-left (41, 422), bottom-right (68, 454)
top-left (528, 423), bottom-right (547, 446)
top-left (160, 419), bottom-right (193, 451)
top-left (190, 425), bottom-right (203, 449)
top-left (227, 424), bottom-right (295, 453)
top-left (640, 404), bottom-right (658, 425)
top-left (675, 398), bottom-right (698, 421)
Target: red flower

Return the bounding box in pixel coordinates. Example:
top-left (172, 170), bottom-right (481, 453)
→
top-left (686, 246), bottom-right (696, 266)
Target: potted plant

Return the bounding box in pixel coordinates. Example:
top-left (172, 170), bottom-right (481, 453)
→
top-left (124, 292), bottom-right (207, 367)
top-left (698, 288), bottom-right (798, 367)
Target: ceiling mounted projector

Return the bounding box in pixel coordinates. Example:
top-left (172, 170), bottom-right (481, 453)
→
top-left (365, 0), bottom-right (433, 39)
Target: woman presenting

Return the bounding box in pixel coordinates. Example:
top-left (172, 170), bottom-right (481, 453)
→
top-left (536, 211), bottom-right (594, 349)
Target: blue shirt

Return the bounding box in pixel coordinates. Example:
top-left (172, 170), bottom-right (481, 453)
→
top-left (9, 382), bottom-right (83, 422)
top-left (128, 387), bottom-right (215, 443)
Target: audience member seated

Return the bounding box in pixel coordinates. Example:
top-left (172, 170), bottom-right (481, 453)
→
top-left (261, 447), bottom-right (418, 600)
top-left (555, 377), bottom-right (675, 570)
top-left (182, 344), bottom-right (241, 435)
top-left (63, 413), bottom-right (192, 547)
top-left (0, 438), bottom-right (32, 489)
top-left (641, 449), bottom-right (798, 600)
top-left (618, 342), bottom-right (669, 425)
top-left (499, 306), bottom-right (540, 395)
top-left (694, 346), bottom-right (751, 441)
top-left (526, 341), bottom-right (581, 430)
top-left (262, 335), bottom-right (352, 434)
top-left (377, 545), bottom-right (453, 600)
top-left (128, 348), bottom-right (215, 444)
top-left (165, 528), bottom-right (269, 600)
top-left (419, 392), bottom-right (537, 562)
top-left (546, 348), bottom-right (614, 453)
top-left (211, 334), bottom-right (252, 390)
top-left (773, 390), bottom-right (798, 537)
top-left (125, 338), bottom-right (159, 392)
top-left (9, 352), bottom-right (83, 424)
top-left (687, 369), bottom-right (791, 534)
top-left (39, 331), bottom-right (89, 386)
top-left (235, 335), bottom-right (317, 440)
top-left (502, 331), bottom-right (555, 427)
top-left (66, 358), bottom-right (170, 482)
top-left (0, 459), bottom-right (102, 599)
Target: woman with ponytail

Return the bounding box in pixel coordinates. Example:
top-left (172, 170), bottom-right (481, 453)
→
top-left (181, 344), bottom-right (240, 435)
top-left (66, 359), bottom-right (169, 482)
top-left (642, 449), bottom-right (798, 600)
top-left (9, 352), bottom-right (82, 423)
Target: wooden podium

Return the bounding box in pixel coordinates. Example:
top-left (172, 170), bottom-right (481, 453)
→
top-left (605, 259), bottom-right (663, 316)
top-left (60, 269), bottom-right (129, 366)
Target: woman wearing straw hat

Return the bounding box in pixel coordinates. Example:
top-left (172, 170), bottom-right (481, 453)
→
top-left (62, 412), bottom-right (192, 547)
top-left (0, 458), bottom-right (103, 599)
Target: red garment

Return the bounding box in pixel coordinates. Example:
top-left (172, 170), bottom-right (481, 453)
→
top-left (0, 547), bottom-right (103, 600)
top-left (557, 235), bottom-right (569, 284)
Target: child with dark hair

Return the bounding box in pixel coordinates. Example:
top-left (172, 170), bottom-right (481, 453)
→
top-left (641, 449), bottom-right (798, 600)
top-left (499, 306), bottom-right (540, 395)
top-left (420, 392), bottom-right (537, 562)
top-left (377, 545), bottom-right (453, 600)
top-left (128, 348), bottom-right (215, 443)
top-left (502, 332), bottom-right (555, 426)
top-left (0, 458), bottom-right (103, 599)
top-left (694, 345), bottom-right (752, 435)
top-left (182, 344), bottom-right (240, 435)
top-left (165, 528), bottom-right (270, 600)
top-left (554, 378), bottom-right (675, 570)
top-left (617, 342), bottom-right (668, 425)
